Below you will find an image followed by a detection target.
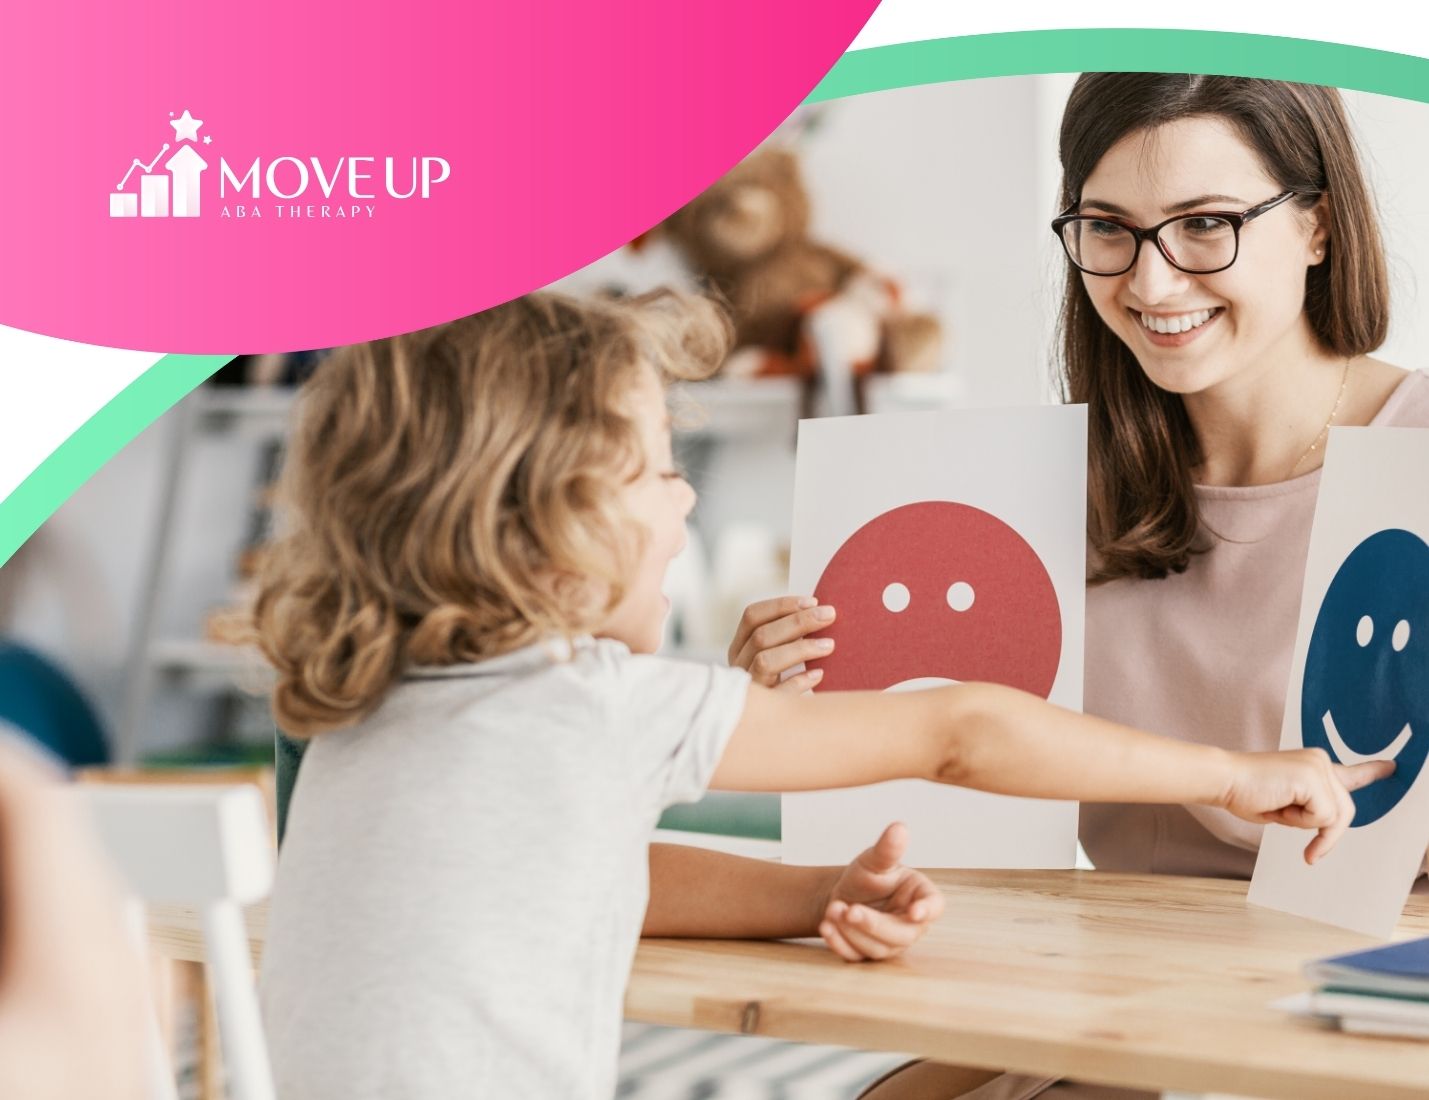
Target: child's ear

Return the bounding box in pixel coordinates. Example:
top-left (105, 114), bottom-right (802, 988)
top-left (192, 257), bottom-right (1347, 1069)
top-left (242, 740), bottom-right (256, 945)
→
top-left (545, 566), bottom-right (614, 626)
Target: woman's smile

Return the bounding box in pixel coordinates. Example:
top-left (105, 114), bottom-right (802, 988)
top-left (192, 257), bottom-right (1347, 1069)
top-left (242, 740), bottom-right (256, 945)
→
top-left (1129, 305), bottom-right (1225, 347)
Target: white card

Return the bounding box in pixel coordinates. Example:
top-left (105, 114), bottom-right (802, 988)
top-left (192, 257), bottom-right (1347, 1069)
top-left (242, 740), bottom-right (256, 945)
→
top-left (782, 404), bottom-right (1087, 868)
top-left (1249, 427), bottom-right (1429, 938)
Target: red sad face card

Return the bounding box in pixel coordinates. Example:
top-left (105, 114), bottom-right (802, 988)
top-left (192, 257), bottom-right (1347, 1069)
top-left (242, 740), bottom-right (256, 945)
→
top-left (783, 405), bottom-right (1087, 869)
top-left (811, 500), bottom-right (1060, 697)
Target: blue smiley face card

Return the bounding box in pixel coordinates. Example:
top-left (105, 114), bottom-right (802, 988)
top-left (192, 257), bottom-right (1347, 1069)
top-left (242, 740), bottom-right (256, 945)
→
top-left (1250, 427), bottom-right (1429, 938)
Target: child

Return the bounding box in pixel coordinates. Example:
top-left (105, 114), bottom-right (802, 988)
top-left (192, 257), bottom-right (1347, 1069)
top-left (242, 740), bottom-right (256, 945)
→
top-left (254, 290), bottom-right (1386, 1100)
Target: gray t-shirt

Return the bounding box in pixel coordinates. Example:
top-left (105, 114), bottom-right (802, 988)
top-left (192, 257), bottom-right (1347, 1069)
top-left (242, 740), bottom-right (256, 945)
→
top-left (261, 636), bottom-right (751, 1100)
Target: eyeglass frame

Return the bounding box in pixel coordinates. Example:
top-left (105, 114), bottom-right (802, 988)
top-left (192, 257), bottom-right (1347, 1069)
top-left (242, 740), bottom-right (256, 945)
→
top-left (1049, 190), bottom-right (1319, 277)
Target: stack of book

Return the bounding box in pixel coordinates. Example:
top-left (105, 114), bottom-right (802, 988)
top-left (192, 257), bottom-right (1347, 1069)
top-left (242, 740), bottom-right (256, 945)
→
top-left (1279, 936), bottom-right (1429, 1038)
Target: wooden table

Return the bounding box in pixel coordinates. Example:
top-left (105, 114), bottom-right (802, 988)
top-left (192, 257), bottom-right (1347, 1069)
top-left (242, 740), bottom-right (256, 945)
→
top-left (147, 870), bottom-right (1429, 1100)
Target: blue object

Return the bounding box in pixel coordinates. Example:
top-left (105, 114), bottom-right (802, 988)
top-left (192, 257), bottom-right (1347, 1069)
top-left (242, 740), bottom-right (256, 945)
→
top-left (1320, 936), bottom-right (1429, 979)
top-left (0, 642), bottom-right (109, 767)
top-left (1301, 529), bottom-right (1429, 826)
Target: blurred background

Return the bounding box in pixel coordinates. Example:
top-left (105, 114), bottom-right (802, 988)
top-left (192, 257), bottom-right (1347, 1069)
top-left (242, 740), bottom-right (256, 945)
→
top-left (6, 73), bottom-right (1429, 820)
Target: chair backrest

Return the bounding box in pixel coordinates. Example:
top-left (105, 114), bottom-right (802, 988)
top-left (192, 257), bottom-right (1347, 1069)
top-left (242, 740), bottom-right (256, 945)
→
top-left (79, 784), bottom-right (276, 1100)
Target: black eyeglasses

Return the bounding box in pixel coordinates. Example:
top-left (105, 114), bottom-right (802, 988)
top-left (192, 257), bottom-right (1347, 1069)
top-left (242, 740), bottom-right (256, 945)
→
top-left (1050, 190), bottom-right (1315, 276)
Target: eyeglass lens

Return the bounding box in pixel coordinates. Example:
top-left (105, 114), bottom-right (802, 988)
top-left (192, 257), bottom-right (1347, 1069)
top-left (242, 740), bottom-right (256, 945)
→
top-left (1062, 216), bottom-right (1237, 275)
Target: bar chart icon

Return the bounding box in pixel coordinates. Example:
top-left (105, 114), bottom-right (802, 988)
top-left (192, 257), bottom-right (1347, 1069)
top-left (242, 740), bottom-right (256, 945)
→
top-left (140, 174), bottom-right (170, 216)
top-left (110, 110), bottom-right (210, 218)
top-left (111, 144), bottom-right (170, 218)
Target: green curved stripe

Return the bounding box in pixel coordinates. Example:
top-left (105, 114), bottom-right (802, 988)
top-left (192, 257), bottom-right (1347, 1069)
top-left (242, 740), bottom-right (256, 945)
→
top-left (0, 355), bottom-right (231, 567)
top-left (8, 28), bottom-right (1429, 565)
top-left (809, 29), bottom-right (1429, 103)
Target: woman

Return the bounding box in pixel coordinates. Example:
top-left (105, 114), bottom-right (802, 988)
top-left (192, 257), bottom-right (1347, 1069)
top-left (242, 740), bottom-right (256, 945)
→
top-left (732, 73), bottom-right (1429, 1099)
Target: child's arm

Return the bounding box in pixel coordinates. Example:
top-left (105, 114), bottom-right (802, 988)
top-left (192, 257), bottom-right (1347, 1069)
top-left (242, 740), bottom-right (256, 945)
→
top-left (710, 680), bottom-right (1391, 864)
top-left (644, 822), bottom-right (943, 961)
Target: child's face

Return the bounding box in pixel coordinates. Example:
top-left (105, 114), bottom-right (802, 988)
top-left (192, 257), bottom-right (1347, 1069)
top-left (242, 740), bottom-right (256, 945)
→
top-left (598, 365), bottom-right (696, 653)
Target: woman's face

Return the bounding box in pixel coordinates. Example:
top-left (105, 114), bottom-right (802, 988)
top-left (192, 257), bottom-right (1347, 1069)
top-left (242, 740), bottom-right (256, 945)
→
top-left (1077, 116), bottom-right (1327, 397)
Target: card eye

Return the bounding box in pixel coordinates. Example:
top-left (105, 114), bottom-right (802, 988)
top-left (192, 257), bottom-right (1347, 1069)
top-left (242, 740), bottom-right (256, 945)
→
top-left (1393, 619), bottom-right (1411, 653)
top-left (946, 582), bottom-right (975, 612)
top-left (882, 582), bottom-right (910, 613)
top-left (1356, 615), bottom-right (1374, 647)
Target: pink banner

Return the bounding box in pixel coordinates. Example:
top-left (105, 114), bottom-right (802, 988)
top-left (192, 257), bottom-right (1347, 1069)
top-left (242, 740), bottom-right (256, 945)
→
top-left (0, 2), bottom-right (878, 352)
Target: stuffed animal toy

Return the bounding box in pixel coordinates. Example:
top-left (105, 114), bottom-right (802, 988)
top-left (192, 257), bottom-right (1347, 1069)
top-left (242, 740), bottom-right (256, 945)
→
top-left (643, 147), bottom-right (942, 414)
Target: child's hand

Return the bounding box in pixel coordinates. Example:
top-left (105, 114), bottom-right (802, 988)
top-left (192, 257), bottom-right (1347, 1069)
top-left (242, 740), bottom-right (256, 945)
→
top-left (1220, 749), bottom-right (1394, 864)
top-left (817, 822), bottom-right (944, 962)
top-left (728, 595), bottom-right (836, 692)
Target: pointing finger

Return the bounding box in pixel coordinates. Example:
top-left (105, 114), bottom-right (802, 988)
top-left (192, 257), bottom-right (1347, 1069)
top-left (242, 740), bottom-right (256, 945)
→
top-left (1336, 759), bottom-right (1396, 792)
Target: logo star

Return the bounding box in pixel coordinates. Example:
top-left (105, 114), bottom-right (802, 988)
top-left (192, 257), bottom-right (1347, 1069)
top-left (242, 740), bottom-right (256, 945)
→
top-left (203, 135), bottom-right (212, 145)
top-left (170, 109), bottom-right (203, 142)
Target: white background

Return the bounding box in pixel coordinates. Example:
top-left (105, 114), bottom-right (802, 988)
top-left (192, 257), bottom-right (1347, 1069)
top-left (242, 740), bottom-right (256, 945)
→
top-left (852, 2), bottom-right (1429, 56)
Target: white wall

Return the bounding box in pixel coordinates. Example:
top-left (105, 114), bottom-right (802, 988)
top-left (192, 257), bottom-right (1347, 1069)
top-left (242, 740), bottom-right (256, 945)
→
top-left (1342, 87), bottom-right (1429, 369)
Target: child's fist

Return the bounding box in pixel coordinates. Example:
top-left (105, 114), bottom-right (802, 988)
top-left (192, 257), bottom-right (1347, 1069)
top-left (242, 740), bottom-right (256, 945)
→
top-left (818, 822), bottom-right (944, 962)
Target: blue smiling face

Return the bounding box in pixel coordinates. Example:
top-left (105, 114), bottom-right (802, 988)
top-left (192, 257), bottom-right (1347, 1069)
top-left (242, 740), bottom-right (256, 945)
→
top-left (1301, 529), bottom-right (1429, 826)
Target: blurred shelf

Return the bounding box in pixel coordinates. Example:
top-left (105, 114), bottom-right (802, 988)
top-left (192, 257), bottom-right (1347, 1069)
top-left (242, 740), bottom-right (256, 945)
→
top-left (198, 379), bottom-right (806, 445)
top-left (150, 638), bottom-right (723, 694)
top-left (863, 370), bottom-right (967, 413)
top-left (135, 741), bottom-right (278, 769)
top-left (191, 373), bottom-right (968, 450)
top-left (195, 386), bottom-right (299, 437)
top-left (670, 372), bottom-right (968, 441)
top-left (669, 378), bottom-right (803, 442)
top-left (150, 639), bottom-right (274, 694)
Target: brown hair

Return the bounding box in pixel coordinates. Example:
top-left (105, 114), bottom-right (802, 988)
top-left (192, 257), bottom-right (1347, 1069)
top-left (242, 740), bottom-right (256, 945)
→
top-left (1056, 74), bottom-right (1389, 581)
top-left (253, 290), bottom-right (729, 735)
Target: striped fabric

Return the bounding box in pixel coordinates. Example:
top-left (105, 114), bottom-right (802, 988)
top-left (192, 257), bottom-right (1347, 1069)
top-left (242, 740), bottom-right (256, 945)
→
top-left (617, 1021), bottom-right (910, 1099)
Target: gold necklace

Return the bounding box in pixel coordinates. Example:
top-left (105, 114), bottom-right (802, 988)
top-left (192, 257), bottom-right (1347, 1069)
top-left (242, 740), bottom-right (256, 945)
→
top-left (1286, 359), bottom-right (1352, 480)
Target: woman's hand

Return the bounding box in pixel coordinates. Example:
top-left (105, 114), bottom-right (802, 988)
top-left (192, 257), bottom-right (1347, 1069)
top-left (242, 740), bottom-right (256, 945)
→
top-left (728, 595), bottom-right (837, 692)
top-left (816, 822), bottom-right (945, 962)
top-left (1219, 748), bottom-right (1394, 864)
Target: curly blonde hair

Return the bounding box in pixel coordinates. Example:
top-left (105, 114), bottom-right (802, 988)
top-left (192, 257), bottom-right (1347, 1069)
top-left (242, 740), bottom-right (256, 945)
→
top-left (253, 290), bottom-right (729, 735)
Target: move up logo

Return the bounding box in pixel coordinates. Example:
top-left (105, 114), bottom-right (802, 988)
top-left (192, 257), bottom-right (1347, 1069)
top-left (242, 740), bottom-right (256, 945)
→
top-left (108, 109), bottom-right (452, 221)
top-left (109, 110), bottom-right (207, 217)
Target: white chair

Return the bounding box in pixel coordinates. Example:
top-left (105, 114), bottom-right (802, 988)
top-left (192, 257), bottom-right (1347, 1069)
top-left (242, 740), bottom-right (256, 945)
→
top-left (78, 784), bottom-right (276, 1100)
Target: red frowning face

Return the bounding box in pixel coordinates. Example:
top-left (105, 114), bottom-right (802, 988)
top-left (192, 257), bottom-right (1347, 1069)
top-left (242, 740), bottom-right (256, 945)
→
top-left (810, 501), bottom-right (1061, 697)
